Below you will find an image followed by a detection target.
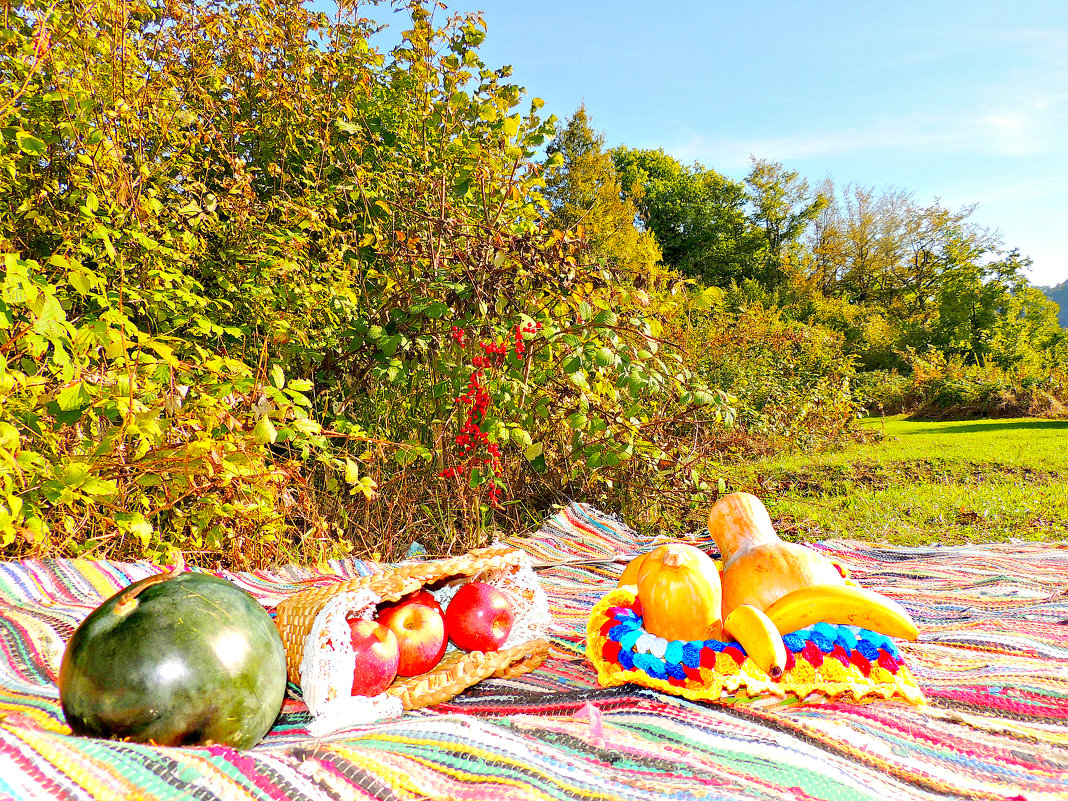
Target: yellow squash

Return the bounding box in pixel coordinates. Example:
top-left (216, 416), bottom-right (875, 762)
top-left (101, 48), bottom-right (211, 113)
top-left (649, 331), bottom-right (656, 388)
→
top-left (636, 543), bottom-right (723, 641)
top-left (617, 552), bottom-right (646, 588)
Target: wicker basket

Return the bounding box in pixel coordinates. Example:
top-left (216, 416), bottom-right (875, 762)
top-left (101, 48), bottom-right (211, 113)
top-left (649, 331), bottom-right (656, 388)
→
top-left (274, 545), bottom-right (551, 726)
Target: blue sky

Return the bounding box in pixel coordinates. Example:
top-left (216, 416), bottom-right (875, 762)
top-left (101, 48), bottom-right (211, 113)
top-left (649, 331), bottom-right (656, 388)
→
top-left (347, 1), bottom-right (1068, 287)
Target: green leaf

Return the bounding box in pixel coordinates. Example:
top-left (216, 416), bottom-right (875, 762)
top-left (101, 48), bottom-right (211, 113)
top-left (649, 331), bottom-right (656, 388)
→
top-left (2, 493), bottom-right (23, 519)
top-left (61, 463), bottom-right (90, 486)
top-left (344, 457), bottom-right (360, 484)
top-left (380, 334), bottom-right (402, 357)
top-left (16, 131), bottom-right (47, 156)
top-left (69, 270), bottom-right (93, 295)
top-left (253, 416), bottom-right (277, 445)
top-left (116, 512), bottom-right (153, 549)
top-left (692, 287), bottom-right (723, 311)
top-left (562, 354), bottom-right (583, 374)
top-left (48, 402), bottom-right (89, 426)
top-left (81, 477), bottom-right (117, 496)
top-left (291, 417), bottom-right (321, 435)
top-left (355, 476), bottom-right (378, 501)
top-left (591, 310), bottom-right (618, 328)
top-left (0, 422), bottom-right (20, 451)
top-left (144, 340), bottom-right (179, 366)
top-left (55, 381), bottom-right (91, 411)
top-left (92, 225), bottom-right (117, 260)
top-left (270, 363), bottom-right (285, 389)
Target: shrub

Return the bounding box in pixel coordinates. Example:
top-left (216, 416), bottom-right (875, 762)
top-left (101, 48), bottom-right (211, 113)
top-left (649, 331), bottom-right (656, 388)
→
top-left (871, 349), bottom-right (1068, 419)
top-left (1, 0), bottom-right (727, 565)
top-left (685, 299), bottom-right (862, 456)
top-left (851, 370), bottom-right (912, 415)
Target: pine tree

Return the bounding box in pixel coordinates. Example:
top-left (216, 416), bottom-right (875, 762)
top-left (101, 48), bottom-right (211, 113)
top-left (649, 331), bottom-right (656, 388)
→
top-left (541, 106), bottom-right (660, 278)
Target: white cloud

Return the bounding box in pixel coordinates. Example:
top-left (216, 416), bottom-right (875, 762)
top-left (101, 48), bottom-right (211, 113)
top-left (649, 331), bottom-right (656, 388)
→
top-left (663, 24), bottom-right (1068, 171)
top-left (663, 89), bottom-right (1068, 171)
top-left (662, 118), bottom-right (952, 170)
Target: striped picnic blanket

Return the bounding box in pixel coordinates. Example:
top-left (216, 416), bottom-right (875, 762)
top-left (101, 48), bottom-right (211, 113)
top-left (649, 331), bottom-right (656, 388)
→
top-left (0, 502), bottom-right (1065, 800)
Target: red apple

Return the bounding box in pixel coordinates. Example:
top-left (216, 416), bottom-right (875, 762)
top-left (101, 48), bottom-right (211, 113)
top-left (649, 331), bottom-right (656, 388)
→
top-left (346, 618), bottom-right (400, 696)
top-left (377, 592), bottom-right (448, 676)
top-left (444, 582), bottom-right (514, 652)
top-left (402, 589), bottom-right (444, 616)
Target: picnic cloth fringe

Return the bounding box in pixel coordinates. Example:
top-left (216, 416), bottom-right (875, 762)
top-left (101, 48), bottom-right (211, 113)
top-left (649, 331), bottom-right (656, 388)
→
top-left (0, 502), bottom-right (1065, 800)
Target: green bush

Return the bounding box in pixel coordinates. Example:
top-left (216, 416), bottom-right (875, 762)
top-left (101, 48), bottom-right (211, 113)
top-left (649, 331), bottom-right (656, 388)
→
top-left (685, 298), bottom-right (862, 455)
top-left (1, 0), bottom-right (727, 565)
top-left (866, 349), bottom-right (1068, 419)
top-left (851, 370), bottom-right (912, 415)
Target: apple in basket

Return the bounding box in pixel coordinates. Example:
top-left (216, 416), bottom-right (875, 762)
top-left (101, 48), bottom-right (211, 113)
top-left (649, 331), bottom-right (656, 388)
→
top-left (347, 619), bottom-right (400, 696)
top-left (444, 582), bottom-right (514, 652)
top-left (376, 590), bottom-right (448, 676)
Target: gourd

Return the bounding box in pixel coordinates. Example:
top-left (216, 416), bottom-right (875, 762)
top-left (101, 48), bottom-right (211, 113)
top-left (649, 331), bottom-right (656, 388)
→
top-left (616, 552), bottom-right (646, 588)
top-left (709, 492), bottom-right (844, 617)
top-left (636, 543), bottom-right (722, 641)
top-left (59, 571), bottom-right (288, 749)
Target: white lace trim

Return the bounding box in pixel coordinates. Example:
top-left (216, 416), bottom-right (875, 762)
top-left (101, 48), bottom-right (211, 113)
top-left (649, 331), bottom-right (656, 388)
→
top-left (299, 555), bottom-right (550, 733)
top-left (298, 588), bottom-right (404, 728)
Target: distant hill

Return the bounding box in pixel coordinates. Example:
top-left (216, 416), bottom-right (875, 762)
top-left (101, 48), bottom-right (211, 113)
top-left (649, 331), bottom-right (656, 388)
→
top-left (1039, 281), bottom-right (1068, 328)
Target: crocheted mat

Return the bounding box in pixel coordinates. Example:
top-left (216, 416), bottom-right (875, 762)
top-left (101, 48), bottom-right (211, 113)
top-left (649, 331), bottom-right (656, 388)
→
top-left (0, 502), bottom-right (1065, 800)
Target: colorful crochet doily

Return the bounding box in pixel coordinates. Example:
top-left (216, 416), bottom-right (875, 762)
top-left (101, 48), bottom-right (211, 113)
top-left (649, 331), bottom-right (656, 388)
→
top-left (586, 586), bottom-right (925, 705)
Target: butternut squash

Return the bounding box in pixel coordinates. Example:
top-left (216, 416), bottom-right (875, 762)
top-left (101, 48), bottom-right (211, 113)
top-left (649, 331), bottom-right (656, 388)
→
top-left (636, 543), bottom-right (722, 641)
top-left (708, 492), bottom-right (845, 617)
top-left (706, 491), bottom-right (778, 562)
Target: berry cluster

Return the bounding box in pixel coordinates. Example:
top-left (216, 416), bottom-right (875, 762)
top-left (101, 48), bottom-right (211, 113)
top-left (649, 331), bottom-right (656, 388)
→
top-left (439, 323), bottom-right (538, 506)
top-left (513, 321), bottom-right (542, 358)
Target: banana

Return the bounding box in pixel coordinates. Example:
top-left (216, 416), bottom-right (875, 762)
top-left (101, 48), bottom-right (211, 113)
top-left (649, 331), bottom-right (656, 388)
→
top-left (763, 583), bottom-right (919, 641)
top-left (722, 604), bottom-right (788, 678)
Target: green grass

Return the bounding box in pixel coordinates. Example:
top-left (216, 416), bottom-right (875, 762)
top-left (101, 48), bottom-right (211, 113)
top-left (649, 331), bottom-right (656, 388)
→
top-left (728, 415), bottom-right (1068, 546)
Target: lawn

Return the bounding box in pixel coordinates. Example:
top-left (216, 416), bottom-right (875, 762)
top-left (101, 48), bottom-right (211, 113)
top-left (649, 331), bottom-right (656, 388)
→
top-left (732, 415), bottom-right (1068, 546)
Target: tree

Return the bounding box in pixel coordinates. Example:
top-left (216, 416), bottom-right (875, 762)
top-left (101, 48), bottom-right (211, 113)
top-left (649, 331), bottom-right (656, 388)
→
top-left (1038, 280), bottom-right (1068, 328)
top-left (805, 178), bottom-right (847, 293)
top-left (611, 147), bottom-right (758, 287)
top-left (933, 249), bottom-right (1062, 368)
top-left (744, 158), bottom-right (827, 285)
top-left (541, 106), bottom-right (660, 277)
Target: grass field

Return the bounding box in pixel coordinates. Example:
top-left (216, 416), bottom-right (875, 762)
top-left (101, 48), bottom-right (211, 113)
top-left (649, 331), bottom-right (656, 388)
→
top-left (730, 415), bottom-right (1068, 546)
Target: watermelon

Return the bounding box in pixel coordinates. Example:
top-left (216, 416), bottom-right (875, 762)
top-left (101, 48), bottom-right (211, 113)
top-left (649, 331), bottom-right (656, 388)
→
top-left (59, 570), bottom-right (287, 749)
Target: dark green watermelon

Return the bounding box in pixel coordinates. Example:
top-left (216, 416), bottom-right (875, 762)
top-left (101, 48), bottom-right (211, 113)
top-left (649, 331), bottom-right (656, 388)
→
top-left (59, 570), bottom-right (287, 749)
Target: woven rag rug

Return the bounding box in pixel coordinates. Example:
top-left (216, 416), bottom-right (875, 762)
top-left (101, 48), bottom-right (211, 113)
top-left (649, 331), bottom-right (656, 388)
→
top-left (0, 503), bottom-right (1066, 801)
